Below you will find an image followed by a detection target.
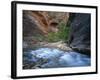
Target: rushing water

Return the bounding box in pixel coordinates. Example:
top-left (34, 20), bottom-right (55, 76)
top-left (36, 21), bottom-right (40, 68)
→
top-left (23, 48), bottom-right (90, 69)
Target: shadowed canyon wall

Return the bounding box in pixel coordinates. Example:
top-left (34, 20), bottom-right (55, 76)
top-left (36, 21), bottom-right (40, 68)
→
top-left (68, 13), bottom-right (91, 55)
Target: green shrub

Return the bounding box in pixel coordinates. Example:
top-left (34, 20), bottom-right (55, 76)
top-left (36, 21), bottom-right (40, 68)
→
top-left (46, 22), bottom-right (70, 42)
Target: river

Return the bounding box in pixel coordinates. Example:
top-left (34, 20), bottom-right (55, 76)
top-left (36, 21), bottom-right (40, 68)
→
top-left (23, 48), bottom-right (90, 69)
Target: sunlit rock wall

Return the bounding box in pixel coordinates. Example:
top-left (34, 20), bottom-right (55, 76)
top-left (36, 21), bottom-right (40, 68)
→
top-left (23, 10), bottom-right (69, 36)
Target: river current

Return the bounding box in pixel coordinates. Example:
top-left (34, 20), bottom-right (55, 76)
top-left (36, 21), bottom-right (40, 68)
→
top-left (23, 48), bottom-right (90, 69)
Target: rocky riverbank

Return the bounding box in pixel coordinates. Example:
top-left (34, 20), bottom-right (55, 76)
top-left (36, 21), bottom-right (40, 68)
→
top-left (23, 40), bottom-right (72, 51)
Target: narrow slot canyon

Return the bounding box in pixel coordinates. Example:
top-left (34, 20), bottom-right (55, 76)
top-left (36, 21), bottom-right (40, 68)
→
top-left (23, 11), bottom-right (91, 69)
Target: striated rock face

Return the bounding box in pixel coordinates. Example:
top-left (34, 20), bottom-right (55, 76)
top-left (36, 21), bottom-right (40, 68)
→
top-left (23, 11), bottom-right (69, 36)
top-left (23, 11), bottom-right (43, 36)
top-left (68, 13), bottom-right (91, 55)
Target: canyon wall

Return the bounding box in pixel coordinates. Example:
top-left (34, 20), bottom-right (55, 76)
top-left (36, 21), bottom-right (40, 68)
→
top-left (68, 13), bottom-right (91, 55)
top-left (23, 10), bottom-right (69, 49)
top-left (23, 10), bottom-right (69, 36)
top-left (23, 11), bottom-right (91, 55)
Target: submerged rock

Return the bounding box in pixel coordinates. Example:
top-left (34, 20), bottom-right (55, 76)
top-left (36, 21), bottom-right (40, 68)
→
top-left (23, 48), bottom-right (90, 69)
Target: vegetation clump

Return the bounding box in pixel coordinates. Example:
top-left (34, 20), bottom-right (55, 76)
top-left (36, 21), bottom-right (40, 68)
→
top-left (45, 22), bottom-right (70, 42)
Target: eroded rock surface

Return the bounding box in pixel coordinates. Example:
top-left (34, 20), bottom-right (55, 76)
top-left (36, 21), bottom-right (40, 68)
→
top-left (23, 11), bottom-right (69, 36)
top-left (68, 13), bottom-right (91, 55)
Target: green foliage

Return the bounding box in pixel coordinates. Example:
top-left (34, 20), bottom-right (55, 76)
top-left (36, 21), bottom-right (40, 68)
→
top-left (45, 22), bottom-right (70, 42)
top-left (35, 34), bottom-right (45, 42)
